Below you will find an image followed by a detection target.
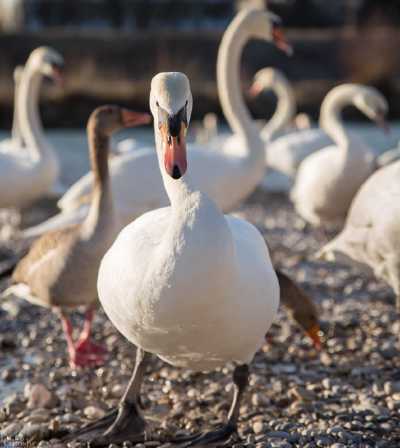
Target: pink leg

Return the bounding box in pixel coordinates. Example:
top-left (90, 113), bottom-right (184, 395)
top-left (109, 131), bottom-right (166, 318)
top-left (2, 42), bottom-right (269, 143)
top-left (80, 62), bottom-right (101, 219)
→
top-left (74, 307), bottom-right (107, 359)
top-left (60, 310), bottom-right (106, 369)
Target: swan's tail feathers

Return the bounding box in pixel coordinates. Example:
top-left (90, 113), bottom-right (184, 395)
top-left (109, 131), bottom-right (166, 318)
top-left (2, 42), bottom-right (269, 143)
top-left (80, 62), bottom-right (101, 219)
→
top-left (376, 146), bottom-right (400, 168)
top-left (21, 207), bottom-right (87, 241)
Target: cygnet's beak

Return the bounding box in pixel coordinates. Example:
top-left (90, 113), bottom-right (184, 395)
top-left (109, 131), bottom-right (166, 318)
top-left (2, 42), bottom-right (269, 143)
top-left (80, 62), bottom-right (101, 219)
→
top-left (121, 109), bottom-right (152, 127)
top-left (305, 324), bottom-right (322, 350)
top-left (272, 23), bottom-right (293, 56)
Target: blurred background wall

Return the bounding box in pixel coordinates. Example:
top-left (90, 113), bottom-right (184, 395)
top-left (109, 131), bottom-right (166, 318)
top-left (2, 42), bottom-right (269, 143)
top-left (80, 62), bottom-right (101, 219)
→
top-left (0, 0), bottom-right (399, 127)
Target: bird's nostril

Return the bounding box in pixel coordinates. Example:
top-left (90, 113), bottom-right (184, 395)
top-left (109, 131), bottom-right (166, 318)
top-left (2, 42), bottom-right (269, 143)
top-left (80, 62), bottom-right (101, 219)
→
top-left (172, 165), bottom-right (181, 179)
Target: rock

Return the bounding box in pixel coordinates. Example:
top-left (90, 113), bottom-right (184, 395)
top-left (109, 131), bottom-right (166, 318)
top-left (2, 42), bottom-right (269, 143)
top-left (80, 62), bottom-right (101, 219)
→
top-left (84, 405), bottom-right (106, 420)
top-left (19, 422), bottom-right (50, 440)
top-left (0, 421), bottom-right (23, 437)
top-left (267, 431), bottom-right (291, 439)
top-left (1, 368), bottom-right (15, 382)
top-left (26, 383), bottom-right (58, 409)
top-left (253, 421), bottom-right (266, 435)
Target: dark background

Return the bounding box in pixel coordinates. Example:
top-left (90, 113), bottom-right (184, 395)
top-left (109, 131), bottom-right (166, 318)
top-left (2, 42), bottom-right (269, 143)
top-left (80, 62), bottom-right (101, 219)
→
top-left (0, 0), bottom-right (399, 127)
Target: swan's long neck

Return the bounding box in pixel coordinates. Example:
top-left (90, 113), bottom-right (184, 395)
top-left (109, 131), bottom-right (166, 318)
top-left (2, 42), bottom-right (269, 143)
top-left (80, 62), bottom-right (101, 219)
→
top-left (319, 85), bottom-right (356, 150)
top-left (18, 63), bottom-right (57, 171)
top-left (260, 75), bottom-right (296, 141)
top-left (217, 15), bottom-right (263, 162)
top-left (11, 73), bottom-right (23, 146)
top-left (81, 126), bottom-right (113, 237)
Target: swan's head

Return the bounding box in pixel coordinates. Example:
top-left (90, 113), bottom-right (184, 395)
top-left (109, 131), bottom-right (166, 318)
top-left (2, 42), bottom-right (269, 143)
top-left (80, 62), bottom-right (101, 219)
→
top-left (249, 67), bottom-right (286, 97)
top-left (28, 46), bottom-right (64, 86)
top-left (239, 9), bottom-right (292, 55)
top-left (88, 105), bottom-right (151, 136)
top-left (150, 72), bottom-right (192, 180)
top-left (353, 87), bottom-right (389, 132)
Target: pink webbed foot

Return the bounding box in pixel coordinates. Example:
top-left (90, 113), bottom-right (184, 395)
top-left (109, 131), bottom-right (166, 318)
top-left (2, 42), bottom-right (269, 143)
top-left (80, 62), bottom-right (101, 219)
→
top-left (68, 343), bottom-right (106, 369)
top-left (75, 337), bottom-right (107, 355)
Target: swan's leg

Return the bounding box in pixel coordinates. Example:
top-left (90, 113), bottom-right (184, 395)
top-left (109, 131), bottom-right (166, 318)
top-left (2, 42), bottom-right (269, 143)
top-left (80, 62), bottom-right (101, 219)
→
top-left (75, 306), bottom-right (107, 356)
top-left (62, 348), bottom-right (149, 446)
top-left (175, 364), bottom-right (249, 447)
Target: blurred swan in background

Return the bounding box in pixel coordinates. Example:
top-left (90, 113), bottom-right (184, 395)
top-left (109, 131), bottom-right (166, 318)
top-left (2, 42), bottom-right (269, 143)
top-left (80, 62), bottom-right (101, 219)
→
top-left (291, 83), bottom-right (388, 227)
top-left (318, 159), bottom-right (400, 310)
top-left (0, 47), bottom-right (64, 210)
top-left (21, 7), bottom-right (289, 240)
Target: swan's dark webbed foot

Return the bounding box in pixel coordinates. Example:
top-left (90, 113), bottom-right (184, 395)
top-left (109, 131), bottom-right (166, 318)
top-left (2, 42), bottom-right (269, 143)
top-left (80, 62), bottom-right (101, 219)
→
top-left (62, 403), bottom-right (146, 446)
top-left (62, 348), bottom-right (150, 446)
top-left (175, 422), bottom-right (237, 447)
top-left (174, 364), bottom-right (249, 447)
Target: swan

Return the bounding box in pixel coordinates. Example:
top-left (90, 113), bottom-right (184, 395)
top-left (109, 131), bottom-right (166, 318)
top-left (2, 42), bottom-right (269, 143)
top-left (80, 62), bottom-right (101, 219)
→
top-left (251, 73), bottom-right (332, 182)
top-left (0, 47), bottom-right (65, 209)
top-left (291, 83), bottom-right (388, 226)
top-left (0, 65), bottom-right (25, 153)
top-left (2, 105), bottom-right (150, 368)
top-left (21, 6), bottom-right (289, 239)
top-left (64, 71), bottom-right (279, 447)
top-left (318, 160), bottom-right (400, 310)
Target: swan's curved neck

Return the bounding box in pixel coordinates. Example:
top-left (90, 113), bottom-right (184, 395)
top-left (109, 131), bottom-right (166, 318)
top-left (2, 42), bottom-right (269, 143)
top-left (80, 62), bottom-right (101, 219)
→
top-left (18, 64), bottom-right (50, 160)
top-left (82, 126), bottom-right (112, 237)
top-left (319, 85), bottom-right (355, 149)
top-left (260, 76), bottom-right (296, 141)
top-left (11, 75), bottom-right (23, 146)
top-left (217, 16), bottom-right (263, 160)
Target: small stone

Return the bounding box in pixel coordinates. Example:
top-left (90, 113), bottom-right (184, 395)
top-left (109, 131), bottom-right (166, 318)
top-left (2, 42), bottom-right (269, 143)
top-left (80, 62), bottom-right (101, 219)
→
top-left (84, 405), bottom-right (106, 420)
top-left (1, 368), bottom-right (15, 382)
top-left (0, 422), bottom-right (23, 437)
top-left (267, 431), bottom-right (290, 439)
top-left (26, 383), bottom-right (58, 409)
top-left (253, 421), bottom-right (266, 435)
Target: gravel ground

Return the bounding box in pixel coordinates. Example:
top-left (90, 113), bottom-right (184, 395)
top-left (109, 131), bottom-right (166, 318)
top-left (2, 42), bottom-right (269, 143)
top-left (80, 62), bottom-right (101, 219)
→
top-left (0, 190), bottom-right (399, 448)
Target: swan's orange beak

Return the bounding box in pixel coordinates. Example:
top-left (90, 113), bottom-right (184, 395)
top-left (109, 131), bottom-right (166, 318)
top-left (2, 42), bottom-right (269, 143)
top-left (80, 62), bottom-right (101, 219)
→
top-left (248, 80), bottom-right (264, 98)
top-left (374, 110), bottom-right (390, 134)
top-left (272, 25), bottom-right (293, 56)
top-left (51, 64), bottom-right (65, 87)
top-left (161, 121), bottom-right (187, 179)
top-left (305, 324), bottom-right (322, 350)
top-left (121, 109), bottom-right (152, 127)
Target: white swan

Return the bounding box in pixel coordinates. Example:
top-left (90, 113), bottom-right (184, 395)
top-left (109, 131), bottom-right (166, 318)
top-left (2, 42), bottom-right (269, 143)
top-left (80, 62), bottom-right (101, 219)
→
top-left (291, 84), bottom-right (388, 226)
top-left (0, 47), bottom-right (64, 209)
top-left (22, 7), bottom-right (287, 239)
top-left (64, 71), bottom-right (279, 447)
top-left (318, 160), bottom-right (400, 309)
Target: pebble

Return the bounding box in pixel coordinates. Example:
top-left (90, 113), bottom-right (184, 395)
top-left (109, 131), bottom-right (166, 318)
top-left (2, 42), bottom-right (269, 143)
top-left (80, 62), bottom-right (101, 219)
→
top-left (253, 421), bottom-right (266, 435)
top-left (83, 405), bottom-right (106, 420)
top-left (26, 383), bottom-right (58, 409)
